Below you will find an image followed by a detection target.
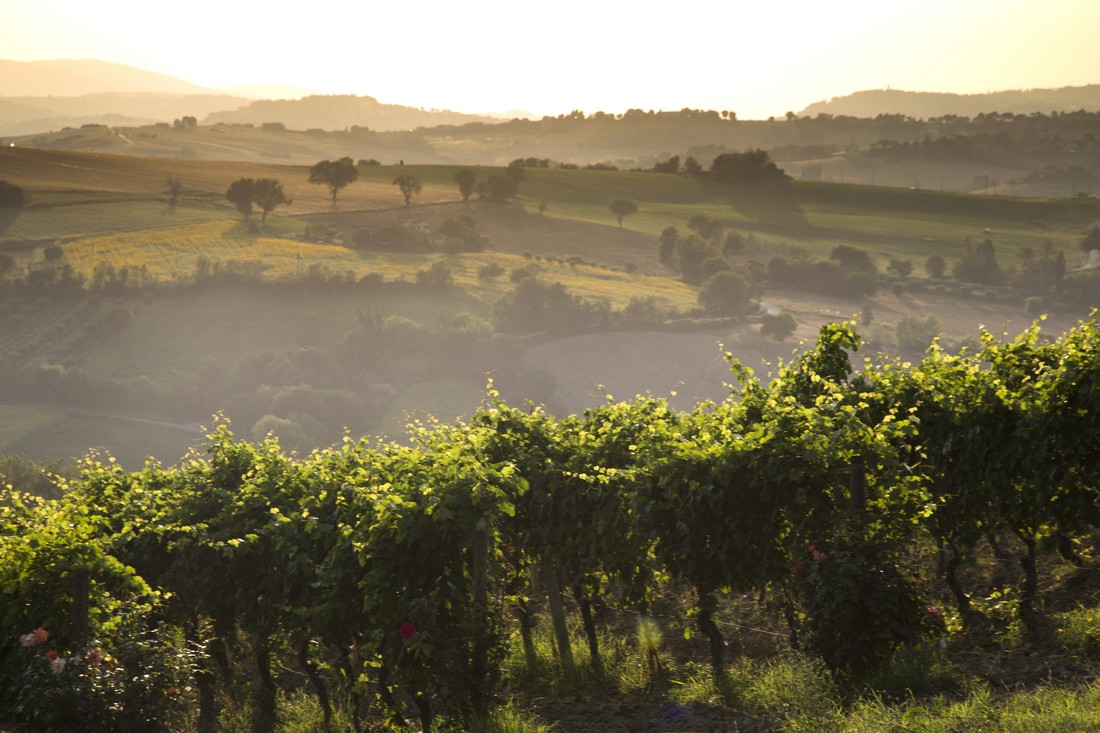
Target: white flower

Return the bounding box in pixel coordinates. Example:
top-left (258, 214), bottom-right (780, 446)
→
top-left (50, 657), bottom-right (67, 675)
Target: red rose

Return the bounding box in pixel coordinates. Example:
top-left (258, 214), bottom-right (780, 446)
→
top-left (399, 622), bottom-right (417, 640)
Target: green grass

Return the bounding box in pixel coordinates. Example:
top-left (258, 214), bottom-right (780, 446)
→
top-left (0, 405), bottom-right (61, 455)
top-left (489, 170), bottom-right (1096, 268)
top-left (497, 622), bottom-right (1100, 733)
top-left (1052, 604), bottom-right (1100, 660)
top-left (827, 682), bottom-right (1100, 733)
top-left (0, 408), bottom-right (201, 469)
top-left (8, 155), bottom-right (1096, 276)
top-left (3, 198), bottom-right (228, 242)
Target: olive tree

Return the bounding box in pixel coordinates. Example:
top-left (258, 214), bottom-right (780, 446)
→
top-left (609, 198), bottom-right (638, 229)
top-left (309, 157), bottom-right (358, 204)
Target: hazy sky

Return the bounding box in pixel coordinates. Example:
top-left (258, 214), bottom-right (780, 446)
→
top-left (2, 0), bottom-right (1099, 119)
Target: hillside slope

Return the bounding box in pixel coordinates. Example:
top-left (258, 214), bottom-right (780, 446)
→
top-left (800, 85), bottom-right (1100, 118)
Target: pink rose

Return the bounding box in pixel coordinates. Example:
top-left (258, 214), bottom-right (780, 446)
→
top-left (19, 628), bottom-right (48, 647)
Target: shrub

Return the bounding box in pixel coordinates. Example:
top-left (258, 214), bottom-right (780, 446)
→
top-left (698, 270), bottom-right (754, 316)
top-left (895, 313), bottom-right (941, 353)
top-left (925, 254), bottom-right (946, 279)
top-left (791, 534), bottom-right (945, 674)
top-left (622, 296), bottom-right (668, 326)
top-left (831, 244), bottom-right (875, 272)
top-left (7, 618), bottom-right (198, 732)
top-left (415, 259), bottom-right (454, 288)
top-left (478, 263), bottom-right (505, 282)
top-left (760, 311), bottom-right (797, 340)
top-left (0, 180), bottom-right (25, 209)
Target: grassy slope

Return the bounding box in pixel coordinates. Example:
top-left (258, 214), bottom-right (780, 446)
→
top-left (5, 148), bottom-right (1096, 259)
top-left (0, 405), bottom-right (201, 467)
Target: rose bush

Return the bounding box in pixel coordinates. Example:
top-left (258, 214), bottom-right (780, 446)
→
top-left (792, 533), bottom-right (945, 674)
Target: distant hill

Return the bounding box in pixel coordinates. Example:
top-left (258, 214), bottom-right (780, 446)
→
top-left (0, 93), bottom-right (250, 135)
top-left (203, 94), bottom-right (498, 132)
top-left (0, 59), bottom-right (215, 97)
top-left (0, 60), bottom-right (250, 135)
top-left (0, 59), bottom-right (497, 136)
top-left (799, 85), bottom-right (1100, 119)
top-left (216, 85), bottom-right (319, 100)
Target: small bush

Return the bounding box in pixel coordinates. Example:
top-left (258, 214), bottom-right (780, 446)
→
top-left (760, 311), bottom-right (797, 340)
top-left (478, 263), bottom-right (505, 282)
top-left (792, 534), bottom-right (945, 674)
top-left (0, 180), bottom-right (26, 209)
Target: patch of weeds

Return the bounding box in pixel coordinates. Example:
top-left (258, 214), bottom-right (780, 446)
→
top-left (462, 703), bottom-right (557, 733)
top-left (1052, 604), bottom-right (1100, 660)
top-left (736, 653), bottom-right (838, 724)
top-left (853, 643), bottom-right (967, 701)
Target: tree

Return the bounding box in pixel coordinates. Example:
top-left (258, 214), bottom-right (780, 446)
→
top-left (225, 178), bottom-right (256, 222)
top-left (479, 175), bottom-right (518, 204)
top-left (609, 198), bottom-right (638, 229)
top-left (698, 270), bottom-right (754, 315)
top-left (454, 168), bottom-right (477, 202)
top-left (687, 213), bottom-right (722, 241)
top-left (658, 226), bottom-right (678, 266)
top-left (925, 253), bottom-right (946, 279)
top-left (830, 244), bottom-right (875, 272)
top-left (673, 234), bottom-right (719, 284)
top-left (1016, 242), bottom-right (1065, 294)
top-left (166, 176), bottom-right (182, 206)
top-left (710, 149), bottom-right (789, 184)
top-left (309, 157), bottom-right (358, 205)
top-left (652, 155), bottom-right (680, 173)
top-left (253, 178), bottom-right (292, 224)
top-left (953, 238), bottom-right (1002, 284)
top-left (684, 156), bottom-right (702, 174)
top-left (393, 175), bottom-right (422, 207)
top-left (895, 313), bottom-right (942, 352)
top-left (888, 258), bottom-right (913, 278)
top-left (415, 259), bottom-right (453, 287)
top-left (505, 159), bottom-right (527, 184)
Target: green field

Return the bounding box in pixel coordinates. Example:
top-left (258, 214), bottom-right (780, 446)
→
top-left (0, 405), bottom-right (201, 466)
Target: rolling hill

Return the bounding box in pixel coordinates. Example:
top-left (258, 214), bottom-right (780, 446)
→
top-left (799, 85), bottom-right (1100, 119)
top-left (0, 59), bottom-right (215, 97)
top-left (0, 59), bottom-right (500, 137)
top-left (0, 147), bottom-right (1096, 467)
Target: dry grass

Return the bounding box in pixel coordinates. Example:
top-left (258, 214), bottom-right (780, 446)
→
top-left (59, 218), bottom-right (699, 309)
top-left (0, 147), bottom-right (453, 214)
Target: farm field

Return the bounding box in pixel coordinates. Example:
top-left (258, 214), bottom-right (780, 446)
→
top-left (0, 146), bottom-right (1097, 470)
